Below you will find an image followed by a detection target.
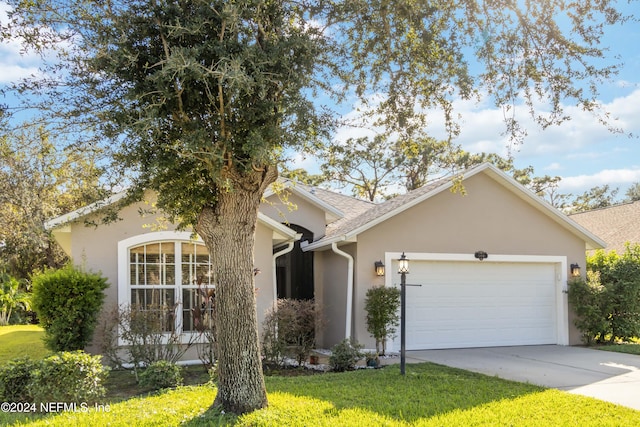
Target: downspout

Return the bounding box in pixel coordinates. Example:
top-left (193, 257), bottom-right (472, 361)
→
top-left (331, 242), bottom-right (354, 340)
top-left (272, 235), bottom-right (301, 305)
top-left (271, 235), bottom-right (302, 341)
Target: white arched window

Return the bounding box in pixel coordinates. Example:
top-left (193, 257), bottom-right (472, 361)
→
top-left (118, 232), bottom-right (214, 333)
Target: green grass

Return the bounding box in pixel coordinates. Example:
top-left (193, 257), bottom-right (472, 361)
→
top-left (0, 325), bottom-right (49, 364)
top-left (1, 363), bottom-right (638, 426)
top-left (596, 342), bottom-right (640, 355)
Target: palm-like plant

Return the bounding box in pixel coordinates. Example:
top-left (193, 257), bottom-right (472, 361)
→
top-left (0, 273), bottom-right (31, 326)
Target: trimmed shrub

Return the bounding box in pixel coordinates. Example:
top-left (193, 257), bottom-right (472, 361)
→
top-left (31, 264), bottom-right (108, 351)
top-left (567, 274), bottom-right (609, 345)
top-left (0, 357), bottom-right (38, 402)
top-left (364, 285), bottom-right (400, 355)
top-left (29, 351), bottom-right (108, 404)
top-left (139, 360), bottom-right (183, 390)
top-left (569, 244), bottom-right (640, 344)
top-left (329, 339), bottom-right (363, 372)
top-left (262, 299), bottom-right (323, 367)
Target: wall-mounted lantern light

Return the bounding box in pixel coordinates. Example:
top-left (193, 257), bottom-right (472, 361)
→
top-left (474, 251), bottom-right (488, 261)
top-left (374, 260), bottom-right (385, 276)
top-left (570, 263), bottom-right (581, 277)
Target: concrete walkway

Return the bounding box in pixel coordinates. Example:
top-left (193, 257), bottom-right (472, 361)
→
top-left (397, 345), bottom-right (640, 411)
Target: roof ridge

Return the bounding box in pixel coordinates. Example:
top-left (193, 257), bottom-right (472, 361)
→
top-left (569, 199), bottom-right (640, 216)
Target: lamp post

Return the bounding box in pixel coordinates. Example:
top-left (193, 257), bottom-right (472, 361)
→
top-left (398, 252), bottom-right (409, 375)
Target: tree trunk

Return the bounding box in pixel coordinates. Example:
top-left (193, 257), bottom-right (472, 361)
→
top-left (195, 166), bottom-right (276, 414)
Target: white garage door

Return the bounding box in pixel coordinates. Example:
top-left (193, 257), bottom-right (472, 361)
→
top-left (391, 259), bottom-right (559, 350)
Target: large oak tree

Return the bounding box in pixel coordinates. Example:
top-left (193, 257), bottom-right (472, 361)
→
top-left (2, 0), bottom-right (631, 414)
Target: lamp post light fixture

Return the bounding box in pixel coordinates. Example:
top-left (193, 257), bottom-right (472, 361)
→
top-left (375, 260), bottom-right (385, 276)
top-left (398, 252), bottom-right (409, 375)
top-left (570, 263), bottom-right (581, 277)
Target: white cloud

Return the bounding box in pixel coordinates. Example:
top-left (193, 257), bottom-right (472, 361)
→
top-left (0, 2), bottom-right (71, 86)
top-left (0, 2), bottom-right (10, 24)
top-left (469, 89), bottom-right (640, 158)
top-left (0, 3), bottom-right (44, 84)
top-left (0, 63), bottom-right (40, 83)
top-left (287, 151), bottom-right (317, 170)
top-left (560, 168), bottom-right (640, 191)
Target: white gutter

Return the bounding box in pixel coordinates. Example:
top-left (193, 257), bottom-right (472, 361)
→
top-left (331, 242), bottom-right (354, 340)
top-left (271, 233), bottom-right (302, 306)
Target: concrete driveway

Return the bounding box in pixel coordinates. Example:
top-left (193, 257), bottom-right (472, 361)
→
top-left (403, 345), bottom-right (640, 411)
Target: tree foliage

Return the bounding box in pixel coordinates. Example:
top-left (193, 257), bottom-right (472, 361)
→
top-left (321, 134), bottom-right (404, 201)
top-left (569, 185), bottom-right (619, 213)
top-left (2, 0), bottom-right (632, 415)
top-left (568, 244), bottom-right (640, 344)
top-left (0, 125), bottom-right (106, 279)
top-left (624, 182), bottom-right (640, 202)
top-left (320, 137), bottom-right (580, 207)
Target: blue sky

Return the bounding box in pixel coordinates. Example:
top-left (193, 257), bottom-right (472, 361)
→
top-left (1, 1), bottom-right (639, 200)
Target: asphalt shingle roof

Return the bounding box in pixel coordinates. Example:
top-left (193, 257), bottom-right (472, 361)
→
top-left (302, 185), bottom-right (375, 225)
top-left (569, 200), bottom-right (640, 253)
top-left (311, 177), bottom-right (450, 242)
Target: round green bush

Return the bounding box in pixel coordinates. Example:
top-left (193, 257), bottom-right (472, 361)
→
top-left (139, 360), bottom-right (183, 390)
top-left (329, 339), bottom-right (363, 372)
top-left (29, 351), bottom-right (109, 404)
top-left (31, 264), bottom-right (108, 352)
top-left (0, 357), bottom-right (39, 402)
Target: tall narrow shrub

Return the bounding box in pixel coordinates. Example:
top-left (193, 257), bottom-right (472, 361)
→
top-left (31, 264), bottom-right (108, 351)
top-left (365, 285), bottom-right (401, 355)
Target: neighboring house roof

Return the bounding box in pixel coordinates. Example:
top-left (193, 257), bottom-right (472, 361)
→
top-left (569, 200), bottom-right (640, 253)
top-left (303, 163), bottom-right (606, 251)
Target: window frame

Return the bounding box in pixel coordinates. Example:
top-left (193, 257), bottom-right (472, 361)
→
top-left (117, 231), bottom-right (213, 343)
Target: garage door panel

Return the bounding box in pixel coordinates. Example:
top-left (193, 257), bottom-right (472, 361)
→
top-left (392, 260), bottom-right (558, 350)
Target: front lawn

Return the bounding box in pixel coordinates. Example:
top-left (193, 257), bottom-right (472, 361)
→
top-left (0, 325), bottom-right (49, 364)
top-left (596, 342), bottom-right (640, 356)
top-left (2, 363), bottom-right (638, 426)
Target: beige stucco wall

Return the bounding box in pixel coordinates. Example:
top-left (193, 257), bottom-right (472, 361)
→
top-left (261, 191), bottom-right (327, 239)
top-left (55, 172), bottom-right (590, 356)
top-left (316, 243), bottom-right (356, 347)
top-left (345, 172), bottom-right (586, 348)
top-left (62, 194), bottom-right (277, 354)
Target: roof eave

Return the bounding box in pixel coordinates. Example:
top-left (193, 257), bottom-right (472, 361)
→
top-left (44, 191), bottom-right (129, 230)
top-left (263, 180), bottom-right (344, 223)
top-left (257, 213), bottom-right (301, 246)
top-left (304, 163), bottom-right (606, 251)
top-left (480, 164), bottom-right (607, 250)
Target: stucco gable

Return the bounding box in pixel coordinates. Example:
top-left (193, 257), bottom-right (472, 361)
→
top-left (304, 163), bottom-right (606, 251)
